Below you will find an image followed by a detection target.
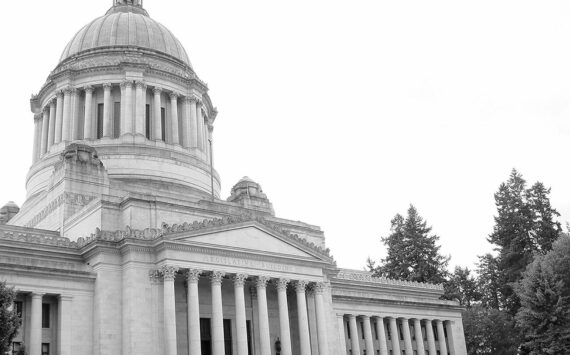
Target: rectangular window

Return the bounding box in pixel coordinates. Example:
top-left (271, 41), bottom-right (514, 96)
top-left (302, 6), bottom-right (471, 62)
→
top-left (246, 320), bottom-right (252, 355)
top-left (12, 342), bottom-right (21, 355)
top-left (160, 107), bottom-right (166, 141)
top-left (360, 322), bottom-right (365, 339)
top-left (14, 301), bottom-right (22, 318)
top-left (41, 343), bottom-right (49, 355)
top-left (113, 102), bottom-right (121, 138)
top-left (223, 319), bottom-right (232, 355)
top-left (42, 304), bottom-right (50, 328)
top-left (97, 103), bottom-right (104, 139)
top-left (145, 104), bottom-right (151, 139)
top-left (200, 318), bottom-right (211, 355)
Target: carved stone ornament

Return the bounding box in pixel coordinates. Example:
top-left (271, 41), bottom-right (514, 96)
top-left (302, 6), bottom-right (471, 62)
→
top-left (149, 269), bottom-right (162, 283)
top-left (313, 282), bottom-right (326, 294)
top-left (334, 270), bottom-right (443, 290)
top-left (103, 83), bottom-right (113, 90)
top-left (63, 86), bottom-right (76, 95)
top-left (294, 280), bottom-right (308, 293)
top-left (185, 269), bottom-right (202, 283)
top-left (120, 80), bottom-right (133, 89)
top-left (83, 85), bottom-right (94, 93)
top-left (56, 90), bottom-right (64, 98)
top-left (233, 273), bottom-right (248, 287)
top-left (169, 92), bottom-right (179, 99)
top-left (275, 278), bottom-right (290, 291)
top-left (210, 271), bottom-right (225, 285)
top-left (152, 87), bottom-right (162, 94)
top-left (256, 276), bottom-right (270, 289)
top-left (135, 81), bottom-right (147, 89)
top-left (161, 265), bottom-right (179, 281)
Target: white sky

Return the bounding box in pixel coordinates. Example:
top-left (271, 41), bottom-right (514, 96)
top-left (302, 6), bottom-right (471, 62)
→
top-left (1, 0), bottom-right (569, 272)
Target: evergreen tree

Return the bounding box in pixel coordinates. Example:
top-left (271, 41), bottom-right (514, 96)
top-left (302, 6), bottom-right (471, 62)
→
top-left (462, 305), bottom-right (520, 355)
top-left (443, 266), bottom-right (480, 307)
top-left (516, 235), bottom-right (570, 354)
top-left (476, 254), bottom-right (502, 310)
top-left (0, 281), bottom-right (20, 354)
top-left (526, 182), bottom-right (561, 253)
top-left (377, 205), bottom-right (449, 284)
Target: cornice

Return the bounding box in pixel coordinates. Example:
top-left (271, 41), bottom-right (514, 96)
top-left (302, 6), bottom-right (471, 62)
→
top-left (0, 225), bottom-right (78, 249)
top-left (333, 269), bottom-right (443, 291)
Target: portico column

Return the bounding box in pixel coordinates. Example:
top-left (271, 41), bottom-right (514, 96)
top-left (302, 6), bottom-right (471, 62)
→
top-left (314, 282), bottom-right (330, 355)
top-left (414, 319), bottom-right (425, 355)
top-left (196, 101), bottom-right (204, 151)
top-left (444, 321), bottom-right (457, 355)
top-left (103, 83), bottom-right (113, 137)
top-left (276, 278), bottom-right (292, 355)
top-left (189, 97), bottom-right (198, 148)
top-left (169, 92), bottom-right (180, 144)
top-left (54, 90), bottom-right (64, 143)
top-left (211, 271), bottom-right (226, 355)
top-left (162, 265), bottom-right (179, 355)
top-left (40, 109), bottom-right (49, 156)
top-left (362, 316), bottom-right (374, 355)
top-left (47, 99), bottom-right (56, 147)
top-left (425, 320), bottom-right (437, 355)
top-left (153, 87), bottom-right (162, 141)
top-left (294, 281), bottom-right (311, 355)
top-left (122, 81), bottom-right (134, 135)
top-left (186, 269), bottom-right (202, 355)
top-left (58, 295), bottom-right (73, 355)
top-left (375, 317), bottom-right (388, 355)
top-left (70, 88), bottom-right (80, 140)
top-left (83, 86), bottom-right (94, 139)
top-left (181, 97), bottom-right (191, 148)
top-left (61, 87), bottom-right (73, 141)
top-left (234, 274), bottom-right (249, 355)
top-left (436, 320), bottom-right (448, 355)
top-left (348, 315), bottom-right (360, 355)
top-left (256, 276), bottom-right (271, 355)
top-left (32, 114), bottom-right (41, 163)
top-left (389, 317), bottom-right (401, 355)
top-left (401, 318), bottom-right (413, 355)
top-left (30, 292), bottom-right (44, 355)
top-left (135, 81), bottom-right (147, 136)
top-left (337, 315), bottom-right (347, 355)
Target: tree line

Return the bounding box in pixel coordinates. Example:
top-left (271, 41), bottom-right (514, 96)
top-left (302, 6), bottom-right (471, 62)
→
top-left (367, 169), bottom-right (570, 354)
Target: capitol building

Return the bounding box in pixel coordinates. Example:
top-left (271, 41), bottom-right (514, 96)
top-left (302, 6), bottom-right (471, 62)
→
top-left (0, 1), bottom-right (467, 355)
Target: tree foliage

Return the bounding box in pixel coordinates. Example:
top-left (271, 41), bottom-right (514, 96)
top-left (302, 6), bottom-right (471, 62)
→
top-left (515, 234), bottom-right (570, 354)
top-left (375, 205), bottom-right (449, 284)
top-left (443, 266), bottom-right (480, 307)
top-left (0, 281), bottom-right (20, 354)
top-left (462, 305), bottom-right (520, 355)
top-left (476, 253), bottom-right (502, 310)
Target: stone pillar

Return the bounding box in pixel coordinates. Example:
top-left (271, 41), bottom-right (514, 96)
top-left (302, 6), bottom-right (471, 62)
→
top-left (295, 281), bottom-right (311, 355)
top-left (30, 292), bottom-right (44, 355)
top-left (389, 317), bottom-right (401, 355)
top-left (40, 109), bottom-right (49, 156)
top-left (211, 271), bottom-right (225, 355)
top-left (256, 276), bottom-right (271, 355)
top-left (348, 315), bottom-right (360, 355)
top-left (186, 269), bottom-right (202, 355)
top-left (401, 318), bottom-right (413, 355)
top-left (122, 81), bottom-right (134, 135)
top-left (375, 317), bottom-right (388, 355)
top-left (170, 92), bottom-right (180, 144)
top-left (314, 282), bottom-right (330, 355)
top-left (445, 321), bottom-right (457, 355)
top-left (47, 99), bottom-right (56, 147)
top-left (54, 90), bottom-right (64, 143)
top-left (70, 88), bottom-right (80, 140)
top-left (61, 87), bottom-right (73, 141)
top-left (32, 114), bottom-right (41, 163)
top-left (276, 278), bottom-right (292, 355)
top-left (181, 97), bottom-right (191, 148)
top-left (83, 86), bottom-right (94, 139)
top-left (162, 265), bottom-right (178, 355)
top-left (234, 274), bottom-right (249, 355)
top-left (58, 295), bottom-right (73, 355)
top-left (425, 320), bottom-right (436, 355)
top-left (103, 83), bottom-right (113, 137)
top-left (414, 319), bottom-right (425, 355)
top-left (196, 101), bottom-right (204, 151)
top-left (337, 315), bottom-right (347, 355)
top-left (189, 97), bottom-right (198, 148)
top-left (436, 320), bottom-right (448, 355)
top-left (135, 81), bottom-right (147, 136)
top-left (153, 87), bottom-right (162, 141)
top-left (362, 316), bottom-right (374, 355)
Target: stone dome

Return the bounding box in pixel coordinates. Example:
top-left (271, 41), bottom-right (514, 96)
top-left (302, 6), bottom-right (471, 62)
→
top-left (59, 4), bottom-right (191, 67)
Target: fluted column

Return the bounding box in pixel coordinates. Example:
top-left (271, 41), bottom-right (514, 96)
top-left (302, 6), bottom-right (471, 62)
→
top-left (61, 87), bottom-right (73, 141)
top-left (337, 315), bottom-right (347, 355)
top-left (135, 81), bottom-right (147, 136)
top-left (185, 269), bottom-right (202, 355)
top-left (436, 320), bottom-right (447, 355)
top-left (30, 292), bottom-right (44, 355)
top-left (122, 81), bottom-right (134, 135)
top-left (414, 319), bottom-right (425, 355)
top-left (54, 91), bottom-right (64, 143)
top-left (295, 281), bottom-right (311, 355)
top-left (181, 97), bottom-right (191, 148)
top-left (276, 278), bottom-right (292, 355)
top-left (103, 83), bottom-right (113, 137)
top-left (169, 92), bottom-right (180, 144)
top-left (389, 317), bottom-right (401, 355)
top-left (348, 315), bottom-right (360, 355)
top-left (196, 101), bottom-right (204, 150)
top-left (162, 265), bottom-right (178, 355)
top-left (375, 317), bottom-right (388, 355)
top-left (256, 276), bottom-right (271, 355)
top-left (444, 321), bottom-right (456, 355)
top-left (70, 88), bottom-right (80, 140)
top-left (58, 295), bottom-right (73, 355)
top-left (153, 87), bottom-right (162, 141)
top-left (314, 282), bottom-right (330, 355)
top-left (83, 86), bottom-right (94, 139)
top-left (211, 271), bottom-right (225, 355)
top-left (425, 320), bottom-right (436, 355)
top-left (47, 99), bottom-right (56, 147)
top-left (401, 318), bottom-right (413, 355)
top-left (40, 109), bottom-right (49, 156)
top-left (32, 114), bottom-right (41, 163)
top-left (189, 97), bottom-right (198, 148)
top-left (234, 274), bottom-right (249, 355)
top-left (362, 316), bottom-right (374, 355)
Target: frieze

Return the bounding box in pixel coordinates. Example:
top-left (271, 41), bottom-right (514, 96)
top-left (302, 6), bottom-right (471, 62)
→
top-left (76, 225), bottom-right (163, 248)
top-left (334, 269), bottom-right (443, 290)
top-left (0, 228), bottom-right (77, 248)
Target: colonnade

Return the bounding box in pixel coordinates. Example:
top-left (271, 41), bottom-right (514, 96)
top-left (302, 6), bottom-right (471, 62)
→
top-left (31, 82), bottom-right (211, 163)
top-left (157, 265), bottom-right (329, 355)
top-left (339, 314), bottom-right (458, 355)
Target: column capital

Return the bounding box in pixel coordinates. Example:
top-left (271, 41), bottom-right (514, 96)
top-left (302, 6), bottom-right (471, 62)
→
top-left (210, 270), bottom-right (225, 285)
top-left (63, 86), bottom-right (76, 95)
top-left (435, 319), bottom-right (444, 325)
top-left (233, 273), bottom-right (248, 287)
top-left (153, 86), bottom-right (162, 94)
top-left (103, 82), bottom-right (113, 90)
top-left (50, 97), bottom-right (57, 105)
top-left (30, 292), bottom-right (45, 299)
top-left (120, 80), bottom-right (133, 89)
top-left (185, 269), bottom-right (202, 283)
top-left (161, 265), bottom-right (179, 281)
top-left (294, 280), bottom-right (308, 293)
top-left (34, 113), bottom-right (42, 121)
top-left (256, 276), bottom-right (270, 289)
top-left (313, 281), bottom-right (327, 294)
top-left (361, 315), bottom-right (370, 320)
top-left (58, 294), bottom-right (73, 301)
top-left (135, 81), bottom-right (147, 89)
top-left (55, 90), bottom-right (64, 98)
top-left (83, 85), bottom-right (94, 93)
top-left (149, 269), bottom-right (162, 283)
top-left (169, 92), bottom-right (180, 99)
top-left (275, 278), bottom-right (290, 291)
top-left (187, 95), bottom-right (200, 103)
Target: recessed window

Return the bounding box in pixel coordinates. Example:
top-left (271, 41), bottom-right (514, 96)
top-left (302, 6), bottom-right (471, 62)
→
top-left (113, 102), bottom-right (121, 138)
top-left (145, 104), bottom-right (151, 139)
top-left (41, 343), bottom-right (49, 355)
top-left (160, 108), bottom-right (166, 141)
top-left (14, 301), bottom-right (22, 318)
top-left (42, 304), bottom-right (50, 328)
top-left (97, 104), bottom-right (104, 139)
top-left (12, 342), bottom-right (22, 355)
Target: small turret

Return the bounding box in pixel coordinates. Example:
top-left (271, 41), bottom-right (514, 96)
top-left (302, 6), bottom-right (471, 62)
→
top-left (227, 177), bottom-right (275, 216)
top-left (0, 201), bottom-right (20, 225)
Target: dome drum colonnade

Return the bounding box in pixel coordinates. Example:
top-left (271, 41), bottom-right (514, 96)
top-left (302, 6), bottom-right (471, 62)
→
top-left (152, 265), bottom-right (331, 355)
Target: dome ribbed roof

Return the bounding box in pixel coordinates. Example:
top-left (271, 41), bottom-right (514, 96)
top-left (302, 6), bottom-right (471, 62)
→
top-left (59, 8), bottom-right (191, 67)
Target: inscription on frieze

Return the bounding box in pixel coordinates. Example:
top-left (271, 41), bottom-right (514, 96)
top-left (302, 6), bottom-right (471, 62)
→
top-left (201, 254), bottom-right (293, 273)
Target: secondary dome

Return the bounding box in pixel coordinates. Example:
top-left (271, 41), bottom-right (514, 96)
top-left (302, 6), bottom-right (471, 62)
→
top-left (59, 3), bottom-right (191, 67)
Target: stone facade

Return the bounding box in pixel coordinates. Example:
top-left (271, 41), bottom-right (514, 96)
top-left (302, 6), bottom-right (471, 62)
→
top-left (1, 1), bottom-right (467, 355)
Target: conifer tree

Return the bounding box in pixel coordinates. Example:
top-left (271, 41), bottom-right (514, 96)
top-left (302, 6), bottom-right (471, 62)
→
top-left (0, 281), bottom-right (20, 354)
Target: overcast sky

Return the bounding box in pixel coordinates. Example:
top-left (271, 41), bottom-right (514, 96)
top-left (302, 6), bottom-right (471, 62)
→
top-left (1, 0), bottom-right (569, 272)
